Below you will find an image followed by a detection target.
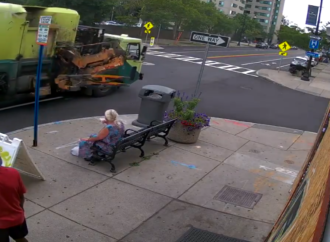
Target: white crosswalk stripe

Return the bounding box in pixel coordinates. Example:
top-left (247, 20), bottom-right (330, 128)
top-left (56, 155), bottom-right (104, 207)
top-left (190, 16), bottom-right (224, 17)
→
top-left (147, 51), bottom-right (257, 77)
top-left (146, 46), bottom-right (164, 50)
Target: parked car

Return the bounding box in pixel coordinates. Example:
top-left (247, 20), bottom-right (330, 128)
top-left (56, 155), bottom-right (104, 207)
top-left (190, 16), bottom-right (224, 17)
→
top-left (256, 42), bottom-right (269, 49)
top-left (269, 44), bottom-right (279, 49)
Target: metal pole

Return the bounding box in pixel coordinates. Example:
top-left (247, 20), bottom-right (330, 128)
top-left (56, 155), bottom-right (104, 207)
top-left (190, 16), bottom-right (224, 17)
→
top-left (33, 45), bottom-right (44, 147)
top-left (110, 7), bottom-right (114, 21)
top-left (156, 24), bottom-right (161, 44)
top-left (194, 43), bottom-right (210, 97)
top-left (145, 32), bottom-right (148, 43)
top-left (278, 56), bottom-right (283, 72)
top-left (237, 14), bottom-right (247, 46)
top-left (304, 0), bottom-right (323, 80)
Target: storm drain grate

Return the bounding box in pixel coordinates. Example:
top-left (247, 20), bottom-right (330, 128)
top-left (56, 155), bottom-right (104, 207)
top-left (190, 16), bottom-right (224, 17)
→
top-left (176, 227), bottom-right (251, 242)
top-left (213, 185), bottom-right (263, 209)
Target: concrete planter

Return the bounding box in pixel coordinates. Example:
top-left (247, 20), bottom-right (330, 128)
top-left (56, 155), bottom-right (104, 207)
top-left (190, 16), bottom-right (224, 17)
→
top-left (167, 121), bottom-right (201, 144)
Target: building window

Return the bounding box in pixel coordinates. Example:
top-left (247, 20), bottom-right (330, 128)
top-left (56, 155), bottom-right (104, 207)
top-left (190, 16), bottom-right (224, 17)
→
top-left (219, 1), bottom-right (224, 6)
top-left (231, 3), bottom-right (238, 8)
top-left (239, 6), bottom-right (244, 10)
top-left (244, 10), bottom-right (251, 14)
top-left (219, 9), bottom-right (223, 12)
top-left (259, 19), bottom-right (269, 23)
top-left (230, 10), bottom-right (237, 15)
top-left (256, 12), bottom-right (270, 17)
top-left (245, 4), bottom-right (252, 8)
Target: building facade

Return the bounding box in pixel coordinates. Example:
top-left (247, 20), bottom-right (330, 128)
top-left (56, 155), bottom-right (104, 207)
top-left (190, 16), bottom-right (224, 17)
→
top-left (203, 0), bottom-right (285, 43)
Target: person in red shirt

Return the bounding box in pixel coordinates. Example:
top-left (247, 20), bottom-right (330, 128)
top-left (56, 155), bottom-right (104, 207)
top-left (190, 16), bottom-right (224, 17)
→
top-left (0, 157), bottom-right (29, 242)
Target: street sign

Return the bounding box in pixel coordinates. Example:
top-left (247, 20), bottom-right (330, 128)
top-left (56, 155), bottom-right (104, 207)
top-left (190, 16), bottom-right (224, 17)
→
top-left (39, 16), bottom-right (52, 24)
top-left (190, 31), bottom-right (230, 48)
top-left (306, 51), bottom-right (320, 58)
top-left (36, 24), bottom-right (50, 45)
top-left (150, 37), bottom-right (155, 46)
top-left (309, 38), bottom-right (320, 50)
top-left (36, 16), bottom-right (52, 46)
top-left (278, 41), bottom-right (291, 52)
top-left (279, 52), bottom-right (287, 56)
top-left (144, 22), bottom-right (154, 34)
top-left (306, 5), bottom-right (319, 26)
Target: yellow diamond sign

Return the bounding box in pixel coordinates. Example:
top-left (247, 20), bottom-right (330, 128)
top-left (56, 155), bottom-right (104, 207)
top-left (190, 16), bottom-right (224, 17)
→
top-left (278, 41), bottom-right (291, 52)
top-left (279, 51), bottom-right (288, 56)
top-left (144, 22), bottom-right (154, 30)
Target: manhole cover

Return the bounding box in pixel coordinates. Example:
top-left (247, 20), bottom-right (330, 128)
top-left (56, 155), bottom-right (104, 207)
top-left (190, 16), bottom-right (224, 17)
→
top-left (176, 227), bottom-right (250, 242)
top-left (213, 185), bottom-right (263, 209)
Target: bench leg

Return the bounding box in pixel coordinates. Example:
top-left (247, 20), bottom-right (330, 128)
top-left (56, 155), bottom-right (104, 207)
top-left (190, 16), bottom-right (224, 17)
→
top-left (157, 135), bottom-right (169, 146)
top-left (109, 161), bottom-right (116, 173)
top-left (138, 147), bottom-right (145, 157)
top-left (131, 145), bottom-right (145, 157)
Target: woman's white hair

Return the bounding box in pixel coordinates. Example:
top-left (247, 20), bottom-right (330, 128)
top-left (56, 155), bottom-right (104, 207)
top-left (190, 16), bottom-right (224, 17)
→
top-left (105, 109), bottom-right (119, 123)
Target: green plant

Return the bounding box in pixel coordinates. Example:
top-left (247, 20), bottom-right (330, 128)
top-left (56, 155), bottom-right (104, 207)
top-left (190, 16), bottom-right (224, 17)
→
top-left (164, 92), bottom-right (210, 130)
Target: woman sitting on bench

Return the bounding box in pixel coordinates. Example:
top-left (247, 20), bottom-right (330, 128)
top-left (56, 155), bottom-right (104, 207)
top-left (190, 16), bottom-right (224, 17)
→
top-left (78, 109), bottom-right (125, 161)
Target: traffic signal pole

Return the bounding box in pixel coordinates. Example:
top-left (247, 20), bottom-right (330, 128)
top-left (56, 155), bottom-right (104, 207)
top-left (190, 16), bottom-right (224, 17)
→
top-left (302, 0), bottom-right (323, 81)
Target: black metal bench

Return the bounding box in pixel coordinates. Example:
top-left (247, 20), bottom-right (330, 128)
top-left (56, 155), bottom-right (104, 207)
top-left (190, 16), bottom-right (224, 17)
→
top-left (89, 119), bottom-right (176, 173)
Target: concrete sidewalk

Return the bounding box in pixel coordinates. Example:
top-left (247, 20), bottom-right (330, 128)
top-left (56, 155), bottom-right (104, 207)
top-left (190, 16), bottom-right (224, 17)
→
top-left (8, 115), bottom-right (315, 242)
top-left (258, 62), bottom-right (330, 99)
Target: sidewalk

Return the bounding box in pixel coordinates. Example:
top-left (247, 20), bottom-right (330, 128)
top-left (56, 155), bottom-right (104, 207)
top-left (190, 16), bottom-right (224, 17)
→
top-left (257, 63), bottom-right (330, 99)
top-left (8, 115), bottom-right (315, 242)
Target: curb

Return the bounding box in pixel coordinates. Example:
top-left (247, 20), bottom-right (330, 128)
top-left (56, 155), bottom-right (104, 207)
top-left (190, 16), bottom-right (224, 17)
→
top-left (7, 115), bottom-right (314, 136)
top-left (256, 69), bottom-right (329, 98)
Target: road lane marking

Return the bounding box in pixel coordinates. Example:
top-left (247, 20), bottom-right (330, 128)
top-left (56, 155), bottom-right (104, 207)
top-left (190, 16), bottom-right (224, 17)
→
top-left (147, 51), bottom-right (258, 77)
top-left (276, 64), bottom-right (290, 69)
top-left (172, 49), bottom-right (259, 54)
top-left (208, 53), bottom-right (277, 59)
top-left (241, 57), bottom-right (296, 66)
top-left (0, 96), bottom-right (63, 111)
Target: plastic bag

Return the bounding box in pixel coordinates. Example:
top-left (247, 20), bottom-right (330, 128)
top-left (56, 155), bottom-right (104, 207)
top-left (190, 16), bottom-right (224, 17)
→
top-left (71, 146), bottom-right (79, 157)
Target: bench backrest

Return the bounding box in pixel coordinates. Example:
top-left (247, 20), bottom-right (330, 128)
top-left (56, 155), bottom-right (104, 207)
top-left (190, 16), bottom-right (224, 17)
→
top-left (116, 128), bottom-right (150, 150)
top-left (149, 119), bottom-right (176, 136)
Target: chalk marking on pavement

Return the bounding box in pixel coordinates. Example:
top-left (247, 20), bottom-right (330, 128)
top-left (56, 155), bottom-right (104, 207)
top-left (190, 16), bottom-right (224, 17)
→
top-left (55, 140), bottom-right (79, 150)
top-left (241, 57), bottom-right (295, 66)
top-left (147, 51), bottom-right (258, 77)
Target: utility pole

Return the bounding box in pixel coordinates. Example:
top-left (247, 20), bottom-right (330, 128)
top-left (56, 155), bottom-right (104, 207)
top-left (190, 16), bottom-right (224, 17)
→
top-left (237, 14), bottom-right (247, 46)
top-left (302, 0), bottom-right (323, 81)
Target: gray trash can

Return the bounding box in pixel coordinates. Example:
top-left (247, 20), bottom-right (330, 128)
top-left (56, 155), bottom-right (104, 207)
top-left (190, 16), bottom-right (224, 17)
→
top-left (132, 85), bottom-right (176, 127)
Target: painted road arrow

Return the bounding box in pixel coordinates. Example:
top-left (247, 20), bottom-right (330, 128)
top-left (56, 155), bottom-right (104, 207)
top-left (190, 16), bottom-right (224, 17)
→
top-left (190, 31), bottom-right (230, 47)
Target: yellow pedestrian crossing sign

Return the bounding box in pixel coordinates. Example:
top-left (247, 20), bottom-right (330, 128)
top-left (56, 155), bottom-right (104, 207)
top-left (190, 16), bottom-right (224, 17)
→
top-left (144, 22), bottom-right (154, 34)
top-left (279, 51), bottom-right (288, 56)
top-left (278, 41), bottom-right (291, 52)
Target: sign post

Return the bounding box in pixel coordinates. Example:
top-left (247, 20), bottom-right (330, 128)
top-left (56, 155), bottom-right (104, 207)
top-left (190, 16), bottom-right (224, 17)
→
top-left (278, 41), bottom-right (291, 71)
top-left (33, 16), bottom-right (52, 147)
top-left (189, 31), bottom-right (230, 97)
top-left (144, 22), bottom-right (154, 43)
top-left (150, 37), bottom-right (155, 47)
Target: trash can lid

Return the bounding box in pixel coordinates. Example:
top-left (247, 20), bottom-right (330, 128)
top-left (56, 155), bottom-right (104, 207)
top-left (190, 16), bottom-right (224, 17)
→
top-left (142, 85), bottom-right (176, 94)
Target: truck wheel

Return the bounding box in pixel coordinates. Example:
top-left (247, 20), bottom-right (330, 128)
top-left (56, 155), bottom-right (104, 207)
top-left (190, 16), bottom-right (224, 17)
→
top-left (92, 86), bottom-right (119, 97)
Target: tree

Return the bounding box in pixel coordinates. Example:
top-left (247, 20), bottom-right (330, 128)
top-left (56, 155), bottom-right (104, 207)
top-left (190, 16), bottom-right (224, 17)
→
top-left (277, 25), bottom-right (310, 50)
top-left (233, 14), bottom-right (266, 41)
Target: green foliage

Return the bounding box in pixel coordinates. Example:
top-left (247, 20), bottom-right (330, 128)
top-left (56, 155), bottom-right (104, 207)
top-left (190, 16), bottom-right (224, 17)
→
top-left (277, 25), bottom-right (310, 50)
top-left (4, 0), bottom-right (266, 40)
top-left (172, 97), bottom-right (200, 121)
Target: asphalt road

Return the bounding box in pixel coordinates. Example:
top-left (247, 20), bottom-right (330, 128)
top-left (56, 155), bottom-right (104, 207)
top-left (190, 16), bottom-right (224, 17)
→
top-left (1, 46), bottom-right (328, 133)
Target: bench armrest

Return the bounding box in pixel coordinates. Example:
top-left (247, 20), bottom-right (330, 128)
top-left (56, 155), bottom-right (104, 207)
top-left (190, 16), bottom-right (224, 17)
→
top-left (125, 129), bottom-right (139, 136)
